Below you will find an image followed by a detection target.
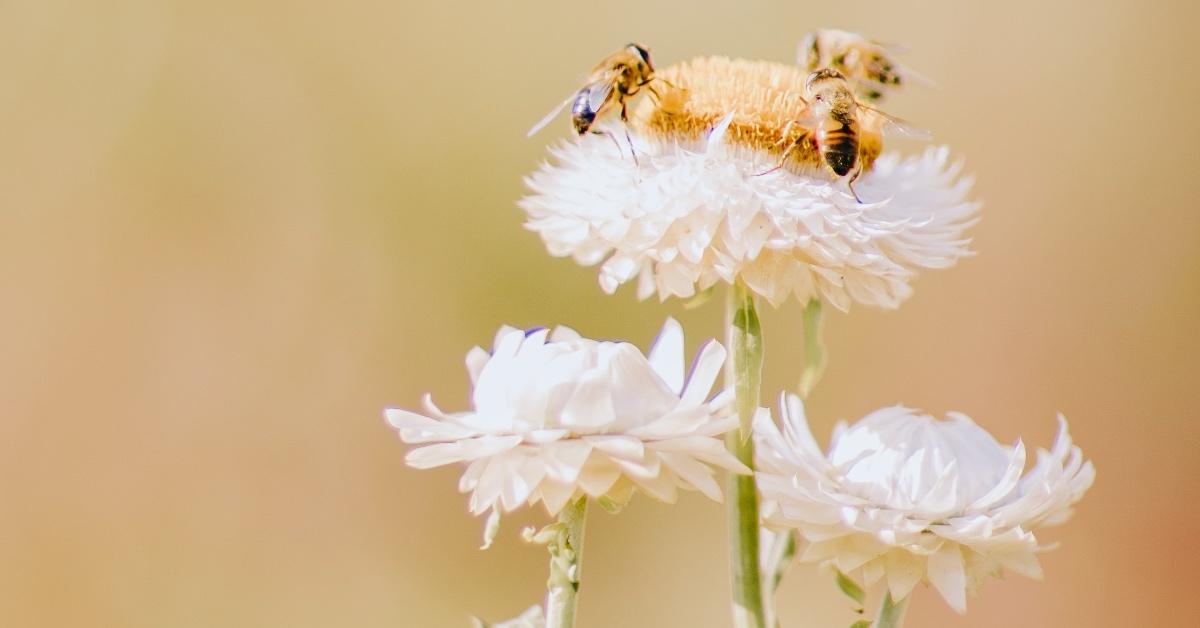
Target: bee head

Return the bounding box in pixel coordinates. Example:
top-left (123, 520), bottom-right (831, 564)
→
top-left (806, 68), bottom-right (855, 114)
top-left (806, 68), bottom-right (848, 93)
top-left (628, 43), bottom-right (653, 70)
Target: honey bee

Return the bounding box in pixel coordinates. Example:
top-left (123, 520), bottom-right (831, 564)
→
top-left (766, 68), bottom-right (927, 202)
top-left (799, 29), bottom-right (917, 102)
top-left (526, 43), bottom-right (661, 144)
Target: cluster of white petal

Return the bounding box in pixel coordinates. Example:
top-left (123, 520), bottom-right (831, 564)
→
top-left (385, 319), bottom-right (748, 517)
top-left (520, 116), bottom-right (979, 310)
top-left (755, 394), bottom-right (1095, 612)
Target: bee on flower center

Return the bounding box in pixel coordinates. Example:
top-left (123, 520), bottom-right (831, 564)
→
top-left (527, 43), bottom-right (666, 158)
top-left (768, 68), bottom-right (927, 202)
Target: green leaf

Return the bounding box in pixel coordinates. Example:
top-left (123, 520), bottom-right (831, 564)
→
top-left (596, 495), bottom-right (625, 514)
top-left (682, 285), bottom-right (716, 310)
top-left (836, 570), bottom-right (866, 605)
top-left (798, 298), bottom-right (827, 398)
top-left (849, 620), bottom-right (872, 628)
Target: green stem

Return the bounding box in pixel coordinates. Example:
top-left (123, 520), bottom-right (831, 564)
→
top-left (873, 592), bottom-right (908, 628)
top-left (545, 498), bottom-right (588, 628)
top-left (725, 281), bottom-right (766, 628)
top-left (798, 298), bottom-right (826, 398)
top-left (761, 529), bottom-right (796, 628)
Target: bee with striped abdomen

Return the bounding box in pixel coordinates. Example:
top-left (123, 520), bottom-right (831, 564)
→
top-left (764, 68), bottom-right (927, 202)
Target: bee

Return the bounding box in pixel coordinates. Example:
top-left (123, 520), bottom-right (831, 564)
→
top-left (526, 43), bottom-right (661, 148)
top-left (799, 29), bottom-right (917, 102)
top-left (765, 68), bottom-right (927, 202)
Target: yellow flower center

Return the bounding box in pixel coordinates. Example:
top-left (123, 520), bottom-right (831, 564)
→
top-left (632, 56), bottom-right (882, 176)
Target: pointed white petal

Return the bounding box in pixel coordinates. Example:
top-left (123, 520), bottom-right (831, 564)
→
top-left (927, 542), bottom-right (968, 613)
top-left (646, 317), bottom-right (685, 395)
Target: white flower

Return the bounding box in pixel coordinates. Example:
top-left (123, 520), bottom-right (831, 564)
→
top-left (520, 58), bottom-right (978, 310)
top-left (385, 318), bottom-right (749, 518)
top-left (755, 394), bottom-right (1095, 613)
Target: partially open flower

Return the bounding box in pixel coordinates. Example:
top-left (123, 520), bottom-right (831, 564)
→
top-left (755, 394), bottom-right (1095, 613)
top-left (520, 57), bottom-right (978, 310)
top-left (385, 319), bottom-right (748, 518)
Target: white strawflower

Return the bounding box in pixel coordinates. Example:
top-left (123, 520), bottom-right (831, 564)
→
top-left (755, 394), bottom-right (1095, 613)
top-left (520, 57), bottom-right (979, 310)
top-left (385, 318), bottom-right (749, 519)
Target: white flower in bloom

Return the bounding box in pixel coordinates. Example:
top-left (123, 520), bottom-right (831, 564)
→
top-left (385, 318), bottom-right (748, 518)
top-left (520, 115), bottom-right (978, 310)
top-left (755, 394), bottom-right (1095, 612)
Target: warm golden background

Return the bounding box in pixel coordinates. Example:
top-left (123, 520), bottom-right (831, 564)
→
top-left (1, 0), bottom-right (1196, 626)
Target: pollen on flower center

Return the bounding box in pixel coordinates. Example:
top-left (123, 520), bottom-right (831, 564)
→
top-left (631, 56), bottom-right (882, 176)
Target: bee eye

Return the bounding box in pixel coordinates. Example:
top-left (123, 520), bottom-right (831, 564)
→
top-left (632, 44), bottom-right (652, 66)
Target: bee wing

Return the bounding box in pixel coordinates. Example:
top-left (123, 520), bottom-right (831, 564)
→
top-left (586, 80), bottom-right (615, 113)
top-left (526, 92), bottom-right (576, 138)
top-left (859, 104), bottom-right (931, 141)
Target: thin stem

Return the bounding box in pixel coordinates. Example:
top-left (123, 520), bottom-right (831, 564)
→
top-left (545, 497), bottom-right (588, 628)
top-left (798, 298), bottom-right (826, 398)
top-left (725, 280), bottom-right (766, 628)
top-left (872, 592), bottom-right (909, 628)
top-left (761, 529), bottom-right (796, 628)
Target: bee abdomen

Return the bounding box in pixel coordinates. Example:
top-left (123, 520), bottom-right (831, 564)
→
top-left (821, 128), bottom-right (858, 176)
top-left (571, 89), bottom-right (597, 135)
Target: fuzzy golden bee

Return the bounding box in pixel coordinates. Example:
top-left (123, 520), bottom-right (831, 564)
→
top-left (769, 68), bottom-right (927, 201)
top-left (799, 29), bottom-right (917, 102)
top-left (527, 43), bottom-right (660, 139)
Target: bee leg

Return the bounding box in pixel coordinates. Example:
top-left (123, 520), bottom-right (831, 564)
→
top-left (847, 167), bottom-right (865, 203)
top-left (591, 129), bottom-right (624, 158)
top-left (654, 77), bottom-right (683, 91)
top-left (620, 101), bottom-right (640, 167)
top-left (754, 142), bottom-right (798, 177)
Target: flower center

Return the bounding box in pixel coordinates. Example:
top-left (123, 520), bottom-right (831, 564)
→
top-left (630, 56), bottom-right (882, 176)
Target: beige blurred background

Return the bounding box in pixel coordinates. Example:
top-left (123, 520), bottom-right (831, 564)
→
top-left (1, 1), bottom-right (1196, 626)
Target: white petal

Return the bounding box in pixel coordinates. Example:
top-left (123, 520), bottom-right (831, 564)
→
top-left (385, 408), bottom-right (475, 443)
top-left (466, 346), bottom-right (490, 385)
top-left (576, 455), bottom-right (622, 497)
top-left (584, 435), bottom-right (645, 460)
top-left (540, 440), bottom-right (593, 483)
top-left (680, 340), bottom-right (727, 405)
top-left (884, 550), bottom-right (925, 601)
top-left (646, 317), bottom-right (685, 394)
top-left (991, 548), bottom-right (1044, 580)
top-left (537, 479), bottom-right (578, 515)
top-left (927, 542), bottom-right (968, 613)
top-left (559, 369), bottom-right (616, 429)
top-left (659, 451), bottom-right (723, 501)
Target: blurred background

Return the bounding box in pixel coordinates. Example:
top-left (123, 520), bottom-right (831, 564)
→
top-left (1, 0), bottom-right (1196, 626)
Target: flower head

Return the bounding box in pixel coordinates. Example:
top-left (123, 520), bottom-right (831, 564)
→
top-left (520, 57), bottom-right (979, 310)
top-left (385, 319), bottom-right (748, 517)
top-left (755, 394), bottom-right (1095, 612)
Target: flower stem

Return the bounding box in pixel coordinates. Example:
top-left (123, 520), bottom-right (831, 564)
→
top-left (725, 280), bottom-right (766, 628)
top-left (545, 497), bottom-right (588, 628)
top-left (873, 592), bottom-right (908, 628)
top-left (798, 298), bottom-right (826, 398)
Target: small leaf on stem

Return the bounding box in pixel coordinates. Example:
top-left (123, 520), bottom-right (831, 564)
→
top-left (799, 298), bottom-right (827, 398)
top-left (836, 570), bottom-right (866, 605)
